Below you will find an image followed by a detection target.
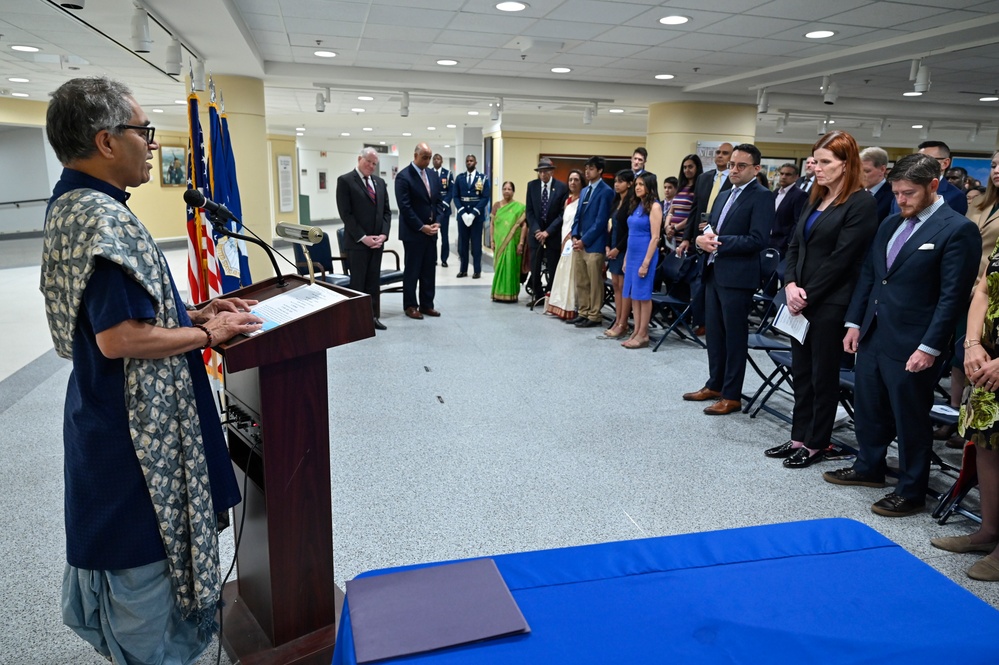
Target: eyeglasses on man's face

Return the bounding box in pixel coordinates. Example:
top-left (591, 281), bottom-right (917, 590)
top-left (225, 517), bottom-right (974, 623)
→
top-left (727, 161), bottom-right (755, 171)
top-left (117, 124), bottom-right (156, 145)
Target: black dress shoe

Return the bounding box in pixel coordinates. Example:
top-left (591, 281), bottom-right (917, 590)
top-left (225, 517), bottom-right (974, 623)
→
top-left (472, 272), bottom-right (481, 279)
top-left (565, 316), bottom-right (585, 325)
top-left (441, 260), bottom-right (448, 268)
top-left (373, 318), bottom-right (387, 331)
top-left (783, 447), bottom-right (823, 469)
top-left (822, 468), bottom-right (886, 487)
top-left (764, 441), bottom-right (796, 458)
top-left (575, 318), bottom-right (600, 328)
top-left (456, 271), bottom-right (468, 278)
top-left (871, 492), bottom-right (925, 517)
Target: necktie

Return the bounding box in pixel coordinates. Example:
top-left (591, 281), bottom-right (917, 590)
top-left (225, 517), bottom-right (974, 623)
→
top-left (887, 218), bottom-right (917, 269)
top-left (420, 168), bottom-right (431, 195)
top-left (582, 185), bottom-right (592, 205)
top-left (365, 176), bottom-right (376, 203)
top-left (540, 183), bottom-right (549, 221)
top-left (715, 186), bottom-right (740, 234)
top-left (707, 171), bottom-right (723, 212)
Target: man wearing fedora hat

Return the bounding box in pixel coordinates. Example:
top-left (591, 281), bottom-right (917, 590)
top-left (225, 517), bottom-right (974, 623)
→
top-left (525, 157), bottom-right (569, 303)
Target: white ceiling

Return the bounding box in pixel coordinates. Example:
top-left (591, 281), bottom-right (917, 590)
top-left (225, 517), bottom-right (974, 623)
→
top-left (3, 0), bottom-right (999, 152)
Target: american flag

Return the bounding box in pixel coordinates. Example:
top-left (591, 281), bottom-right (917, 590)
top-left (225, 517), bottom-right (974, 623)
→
top-left (185, 91), bottom-right (221, 305)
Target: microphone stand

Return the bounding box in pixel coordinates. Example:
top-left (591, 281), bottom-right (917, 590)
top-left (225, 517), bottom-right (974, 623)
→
top-left (205, 213), bottom-right (288, 288)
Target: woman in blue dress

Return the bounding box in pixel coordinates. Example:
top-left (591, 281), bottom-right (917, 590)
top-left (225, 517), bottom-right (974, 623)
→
top-left (621, 173), bottom-right (663, 349)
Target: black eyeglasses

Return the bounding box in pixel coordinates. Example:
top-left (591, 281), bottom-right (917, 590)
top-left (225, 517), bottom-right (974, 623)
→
top-left (116, 124), bottom-right (156, 145)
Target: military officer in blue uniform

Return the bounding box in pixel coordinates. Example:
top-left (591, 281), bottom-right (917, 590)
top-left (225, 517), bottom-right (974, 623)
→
top-left (431, 153), bottom-right (454, 267)
top-left (452, 154), bottom-right (491, 278)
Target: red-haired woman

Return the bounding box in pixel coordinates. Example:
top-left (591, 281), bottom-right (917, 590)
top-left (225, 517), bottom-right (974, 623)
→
top-left (765, 131), bottom-right (879, 468)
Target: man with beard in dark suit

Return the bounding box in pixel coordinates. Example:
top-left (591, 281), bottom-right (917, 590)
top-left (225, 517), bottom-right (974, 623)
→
top-left (825, 153), bottom-right (980, 517)
top-left (770, 162), bottom-right (808, 257)
top-left (337, 147), bottom-right (392, 330)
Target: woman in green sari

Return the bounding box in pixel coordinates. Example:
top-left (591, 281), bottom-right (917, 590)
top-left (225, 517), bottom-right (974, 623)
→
top-left (490, 181), bottom-right (527, 302)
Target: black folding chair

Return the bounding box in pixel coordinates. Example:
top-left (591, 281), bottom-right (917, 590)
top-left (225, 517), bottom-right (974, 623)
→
top-left (650, 252), bottom-right (705, 351)
top-left (751, 248), bottom-right (782, 333)
top-left (292, 235), bottom-right (350, 287)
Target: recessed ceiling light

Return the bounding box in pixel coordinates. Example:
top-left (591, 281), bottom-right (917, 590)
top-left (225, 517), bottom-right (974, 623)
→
top-left (341, 132), bottom-right (350, 136)
top-left (296, 127), bottom-right (306, 131)
top-left (8, 77), bottom-right (29, 83)
top-left (551, 67), bottom-right (571, 74)
top-left (444, 144), bottom-right (451, 148)
top-left (363, 127), bottom-right (373, 131)
top-left (427, 126), bottom-right (436, 130)
top-left (11, 92), bottom-right (28, 97)
top-left (314, 51), bottom-right (336, 58)
top-left (151, 108), bottom-right (163, 113)
top-left (655, 74), bottom-right (675, 80)
top-left (980, 96), bottom-right (999, 102)
top-left (10, 45), bottom-right (39, 53)
top-left (467, 111), bottom-right (479, 116)
top-left (805, 30), bottom-right (835, 39)
top-left (379, 141), bottom-right (386, 145)
top-left (296, 132), bottom-right (304, 136)
top-left (659, 15), bottom-right (689, 25)
top-left (437, 59), bottom-right (458, 66)
top-left (446, 124), bottom-right (457, 128)
top-left (828, 120), bottom-right (835, 124)
top-left (903, 91), bottom-right (922, 97)
top-left (402, 132), bottom-right (412, 137)
top-left (174, 99), bottom-right (186, 104)
top-left (912, 124), bottom-right (923, 129)
top-left (608, 108), bottom-right (624, 114)
top-left (495, 1), bottom-right (527, 11)
top-left (351, 107), bottom-right (365, 113)
top-left (358, 95), bottom-right (374, 101)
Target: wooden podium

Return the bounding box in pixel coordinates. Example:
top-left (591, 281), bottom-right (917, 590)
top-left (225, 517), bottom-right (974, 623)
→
top-left (215, 275), bottom-right (374, 665)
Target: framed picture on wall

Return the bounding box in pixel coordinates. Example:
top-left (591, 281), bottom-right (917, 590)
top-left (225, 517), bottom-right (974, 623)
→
top-left (160, 146), bottom-right (187, 187)
top-left (318, 169), bottom-right (328, 192)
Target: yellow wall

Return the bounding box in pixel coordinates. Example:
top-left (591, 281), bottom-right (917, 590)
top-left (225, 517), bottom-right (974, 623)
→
top-left (647, 102), bottom-right (756, 176)
top-left (496, 130), bottom-right (646, 199)
top-left (269, 134), bottom-right (299, 228)
top-left (0, 98), bottom-right (47, 126)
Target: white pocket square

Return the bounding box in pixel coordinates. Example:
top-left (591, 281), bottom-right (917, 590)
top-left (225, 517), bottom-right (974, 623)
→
top-left (917, 243), bottom-right (934, 250)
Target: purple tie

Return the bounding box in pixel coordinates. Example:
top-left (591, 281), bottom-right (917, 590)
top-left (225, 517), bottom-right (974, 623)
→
top-left (365, 176), bottom-right (376, 203)
top-left (887, 219), bottom-right (916, 270)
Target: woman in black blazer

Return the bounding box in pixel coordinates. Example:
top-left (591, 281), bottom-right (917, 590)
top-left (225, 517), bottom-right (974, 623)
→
top-left (765, 131), bottom-right (879, 468)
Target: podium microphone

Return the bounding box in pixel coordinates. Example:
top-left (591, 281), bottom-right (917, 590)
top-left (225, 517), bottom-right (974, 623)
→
top-left (275, 222), bottom-right (324, 245)
top-left (183, 188), bottom-right (238, 224)
top-left (182, 188), bottom-right (289, 288)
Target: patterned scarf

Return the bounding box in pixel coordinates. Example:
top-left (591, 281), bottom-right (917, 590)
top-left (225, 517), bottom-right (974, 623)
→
top-left (40, 188), bottom-right (221, 630)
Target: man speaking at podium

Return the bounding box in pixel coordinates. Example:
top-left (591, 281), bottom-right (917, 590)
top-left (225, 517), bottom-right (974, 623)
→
top-left (40, 77), bottom-right (262, 664)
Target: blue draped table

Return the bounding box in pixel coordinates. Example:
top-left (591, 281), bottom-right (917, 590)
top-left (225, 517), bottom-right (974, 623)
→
top-left (333, 518), bottom-right (999, 664)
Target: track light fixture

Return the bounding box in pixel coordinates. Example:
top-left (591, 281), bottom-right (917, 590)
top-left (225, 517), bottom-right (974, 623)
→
top-left (583, 106), bottom-right (592, 125)
top-left (131, 4), bottom-right (151, 53)
top-left (315, 92), bottom-right (326, 113)
top-left (757, 88), bottom-right (769, 114)
top-left (872, 117), bottom-right (885, 139)
top-left (909, 59), bottom-right (921, 81)
top-left (400, 91), bottom-right (409, 117)
top-left (969, 123), bottom-right (980, 142)
top-left (775, 113), bottom-right (787, 134)
top-left (165, 38), bottom-right (182, 76)
top-left (919, 121), bottom-right (931, 140)
top-left (914, 64), bottom-right (931, 93)
top-left (823, 80), bottom-right (839, 105)
top-left (191, 59), bottom-right (205, 91)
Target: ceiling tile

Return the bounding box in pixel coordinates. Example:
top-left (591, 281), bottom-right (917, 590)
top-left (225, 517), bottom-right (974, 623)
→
top-left (366, 5), bottom-right (458, 28)
top-left (749, 0), bottom-right (869, 20)
top-left (705, 15), bottom-right (808, 39)
top-left (824, 2), bottom-right (948, 29)
top-left (548, 0), bottom-right (651, 24)
top-left (277, 0), bottom-right (370, 21)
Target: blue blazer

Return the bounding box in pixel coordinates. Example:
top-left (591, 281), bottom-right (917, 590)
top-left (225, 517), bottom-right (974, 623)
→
top-left (707, 180), bottom-right (774, 289)
top-left (871, 181), bottom-right (893, 222)
top-left (395, 163), bottom-right (441, 243)
top-left (846, 204), bottom-right (980, 361)
top-left (571, 179), bottom-right (614, 253)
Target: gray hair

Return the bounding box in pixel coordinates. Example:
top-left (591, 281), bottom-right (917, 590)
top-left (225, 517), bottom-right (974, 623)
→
top-left (859, 146), bottom-right (888, 169)
top-left (359, 146), bottom-right (379, 159)
top-left (887, 153), bottom-right (940, 186)
top-left (46, 76), bottom-right (134, 164)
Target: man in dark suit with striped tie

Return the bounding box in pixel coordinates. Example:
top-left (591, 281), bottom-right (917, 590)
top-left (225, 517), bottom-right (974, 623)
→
top-left (337, 147), bottom-right (392, 329)
top-left (395, 142), bottom-right (442, 319)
